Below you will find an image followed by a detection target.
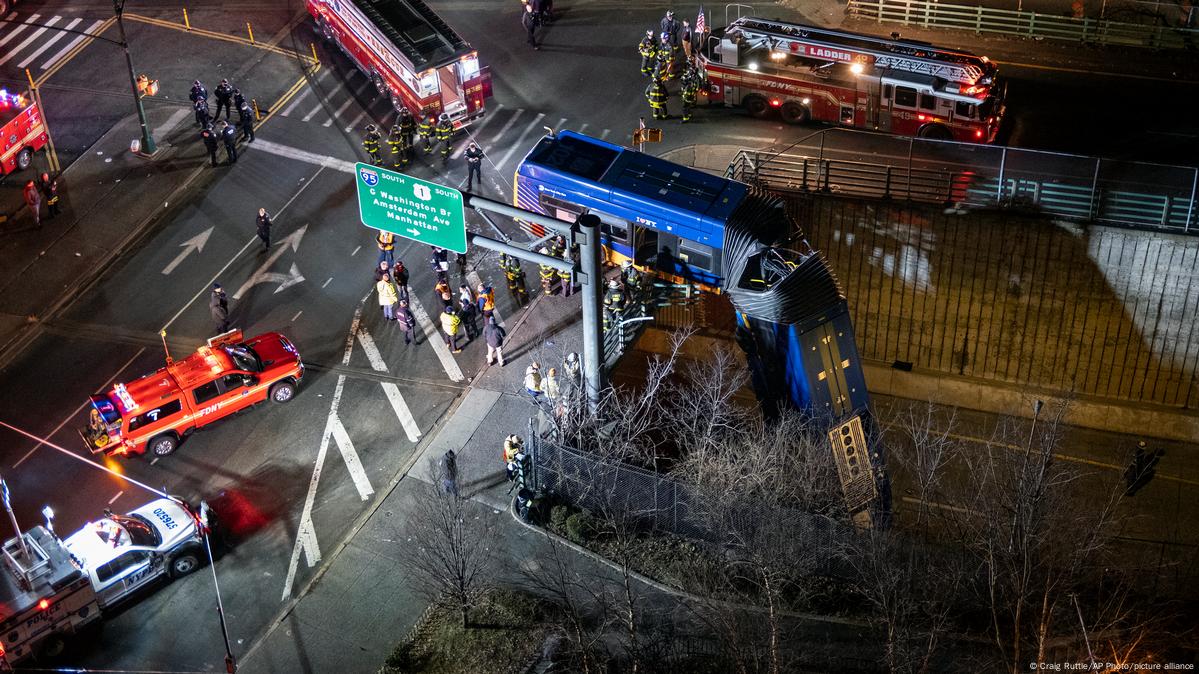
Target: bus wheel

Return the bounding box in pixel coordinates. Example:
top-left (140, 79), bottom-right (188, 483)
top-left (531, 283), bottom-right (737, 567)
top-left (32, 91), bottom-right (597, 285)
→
top-left (16, 148), bottom-right (33, 171)
top-left (149, 434), bottom-right (178, 457)
top-left (780, 102), bottom-right (810, 125)
top-left (744, 95), bottom-right (770, 119)
top-left (918, 124), bottom-right (952, 140)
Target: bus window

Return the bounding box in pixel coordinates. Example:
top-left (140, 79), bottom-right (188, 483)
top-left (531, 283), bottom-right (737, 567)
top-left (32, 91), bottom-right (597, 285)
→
top-left (678, 240), bottom-right (714, 272)
top-left (894, 87), bottom-right (917, 108)
top-left (540, 193), bottom-right (581, 221)
top-left (634, 227), bottom-right (659, 268)
top-left (955, 101), bottom-right (975, 119)
top-left (599, 215), bottom-right (628, 243)
top-left (919, 93), bottom-right (936, 111)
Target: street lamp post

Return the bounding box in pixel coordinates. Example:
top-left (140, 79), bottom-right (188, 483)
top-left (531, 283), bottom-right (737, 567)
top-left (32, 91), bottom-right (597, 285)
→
top-left (113, 0), bottom-right (156, 155)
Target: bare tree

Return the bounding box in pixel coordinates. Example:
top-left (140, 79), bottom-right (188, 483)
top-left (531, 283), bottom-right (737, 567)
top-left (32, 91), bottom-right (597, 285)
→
top-left (401, 470), bottom-right (498, 628)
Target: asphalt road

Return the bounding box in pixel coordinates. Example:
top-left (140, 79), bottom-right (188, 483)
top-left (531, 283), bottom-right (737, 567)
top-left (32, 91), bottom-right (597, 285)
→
top-left (0, 0), bottom-right (1197, 670)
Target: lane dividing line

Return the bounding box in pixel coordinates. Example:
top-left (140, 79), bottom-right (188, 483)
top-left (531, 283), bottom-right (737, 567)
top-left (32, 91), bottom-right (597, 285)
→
top-left (494, 112), bottom-right (546, 172)
top-left (356, 326), bottom-right (422, 442)
top-left (406, 292), bottom-right (466, 382)
top-left (108, 490), bottom-right (124, 505)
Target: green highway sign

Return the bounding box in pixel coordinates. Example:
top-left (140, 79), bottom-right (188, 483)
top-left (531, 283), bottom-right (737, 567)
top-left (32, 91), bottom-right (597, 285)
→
top-left (355, 163), bottom-right (467, 253)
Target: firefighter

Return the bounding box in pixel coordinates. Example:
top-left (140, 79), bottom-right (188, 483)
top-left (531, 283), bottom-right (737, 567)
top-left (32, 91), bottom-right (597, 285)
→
top-left (646, 78), bottom-right (669, 120)
top-left (638, 29), bottom-right (658, 76)
top-left (656, 32), bottom-right (676, 80)
top-left (500, 253), bottom-right (529, 307)
top-left (621, 260), bottom-right (646, 314)
top-left (39, 172), bottom-right (61, 219)
top-left (680, 69), bottom-right (699, 123)
top-left (201, 125), bottom-right (219, 167)
top-left (398, 107), bottom-right (417, 161)
top-left (435, 113), bottom-right (454, 160)
top-left (537, 247), bottom-right (557, 295)
top-left (388, 124), bottom-right (408, 169)
top-left (419, 114), bottom-right (436, 154)
top-left (603, 278), bottom-right (625, 331)
top-left (362, 124), bottom-right (382, 164)
top-left (557, 240), bottom-right (575, 297)
top-left (503, 434), bottom-right (524, 479)
top-left (214, 78), bottom-right (234, 120)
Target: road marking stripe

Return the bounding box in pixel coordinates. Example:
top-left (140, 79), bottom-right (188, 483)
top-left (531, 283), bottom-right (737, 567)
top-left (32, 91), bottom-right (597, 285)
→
top-left (356, 327), bottom-right (422, 442)
top-left (331, 414), bottom-right (373, 500)
top-left (152, 108), bottom-right (192, 141)
top-left (38, 17), bottom-right (112, 80)
top-left (489, 108), bottom-right (523, 143)
top-left (0, 13), bottom-right (39, 48)
top-left (351, 245), bottom-right (361, 256)
top-left (322, 277), bottom-right (333, 288)
top-left (495, 112), bottom-right (546, 171)
top-left (554, 117), bottom-right (567, 133)
top-left (108, 490), bottom-right (124, 505)
top-left (466, 270), bottom-right (504, 328)
top-left (292, 310), bottom-right (303, 322)
top-left (407, 293), bottom-right (466, 382)
top-left (0, 15), bottom-right (57, 66)
top-left (323, 93), bottom-right (360, 127)
top-left (600, 128), bottom-right (611, 140)
top-left (11, 348), bottom-right (145, 468)
top-left (16, 16), bottom-right (80, 68)
top-left (280, 87), bottom-right (313, 117)
top-left (453, 102), bottom-right (504, 159)
top-left (38, 18), bottom-right (103, 71)
top-left (577, 122), bottom-right (589, 134)
top-left (343, 107), bottom-right (369, 132)
top-left (252, 139), bottom-right (356, 173)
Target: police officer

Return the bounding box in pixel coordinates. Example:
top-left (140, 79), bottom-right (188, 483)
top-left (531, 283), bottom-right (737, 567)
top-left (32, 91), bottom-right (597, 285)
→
top-left (232, 88), bottom-right (247, 112)
top-left (500, 253), bottom-right (529, 307)
top-left (238, 105), bottom-right (256, 142)
top-left (638, 29), bottom-right (657, 76)
top-left (603, 278), bottom-right (625, 331)
top-left (388, 124), bottom-right (407, 169)
top-left (464, 142), bottom-right (484, 191)
top-left (194, 96), bottom-right (212, 128)
top-left (398, 107), bottom-right (417, 162)
top-left (660, 9), bottom-right (682, 46)
top-left (189, 79), bottom-right (208, 105)
top-left (646, 78), bottom-right (669, 120)
top-left (214, 78), bottom-right (234, 120)
top-left (680, 69), bottom-right (699, 123)
top-left (256, 207), bottom-right (272, 250)
top-left (201, 125), bottom-right (219, 167)
top-left (419, 114), bottom-right (436, 154)
top-left (362, 124), bottom-right (382, 164)
top-left (537, 247), bottom-right (556, 295)
top-left (435, 113), bottom-right (454, 160)
top-left (220, 120), bottom-right (238, 164)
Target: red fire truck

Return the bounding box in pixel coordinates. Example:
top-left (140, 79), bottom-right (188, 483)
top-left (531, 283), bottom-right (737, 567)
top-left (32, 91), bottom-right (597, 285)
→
top-left (1, 89), bottom-right (48, 176)
top-left (306, 0), bottom-right (492, 130)
top-left (698, 16), bottom-right (1005, 143)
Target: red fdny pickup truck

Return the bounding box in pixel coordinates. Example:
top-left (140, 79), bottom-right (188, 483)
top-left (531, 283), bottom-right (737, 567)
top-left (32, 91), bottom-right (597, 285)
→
top-left (0, 89), bottom-right (48, 176)
top-left (81, 330), bottom-right (304, 458)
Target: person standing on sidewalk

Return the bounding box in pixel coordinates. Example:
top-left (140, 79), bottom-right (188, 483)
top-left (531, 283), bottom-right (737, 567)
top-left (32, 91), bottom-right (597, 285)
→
top-left (377, 274), bottom-right (399, 321)
top-left (464, 142), bottom-right (484, 191)
top-left (544, 367), bottom-right (561, 408)
top-left (396, 299), bottom-right (417, 345)
top-left (524, 361), bottom-right (543, 400)
top-left (22, 180), bottom-right (42, 228)
top-left (201, 125), bottom-right (219, 167)
top-left (484, 315), bottom-right (506, 366)
top-left (210, 283), bottom-right (230, 333)
top-left (500, 253), bottom-right (529, 307)
top-left (256, 208), bottom-right (272, 250)
top-left (38, 172), bottom-right (61, 220)
top-left (440, 305), bottom-right (463, 352)
top-left (458, 284), bottom-right (479, 340)
top-left (440, 449), bottom-right (459, 497)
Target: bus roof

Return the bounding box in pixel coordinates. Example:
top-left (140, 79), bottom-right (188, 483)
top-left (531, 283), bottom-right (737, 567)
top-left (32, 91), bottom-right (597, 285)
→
top-left (519, 131), bottom-right (748, 247)
top-left (350, 0), bottom-right (473, 69)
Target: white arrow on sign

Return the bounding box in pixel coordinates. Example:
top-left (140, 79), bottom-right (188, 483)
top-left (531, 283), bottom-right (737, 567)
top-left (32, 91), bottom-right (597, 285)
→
top-left (406, 227), bottom-right (420, 237)
top-left (161, 227), bottom-right (213, 275)
top-left (233, 224), bottom-right (308, 300)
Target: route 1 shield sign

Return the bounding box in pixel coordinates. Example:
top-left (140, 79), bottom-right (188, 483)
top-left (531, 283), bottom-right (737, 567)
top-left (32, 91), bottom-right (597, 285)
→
top-left (355, 163), bottom-right (467, 254)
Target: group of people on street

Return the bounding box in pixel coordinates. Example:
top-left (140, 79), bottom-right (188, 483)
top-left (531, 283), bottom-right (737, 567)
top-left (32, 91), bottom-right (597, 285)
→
top-left (535, 234), bottom-right (578, 297)
top-left (641, 10), bottom-right (704, 123)
top-left (21, 171), bottom-right (61, 228)
top-left (604, 260), bottom-right (647, 332)
top-left (363, 109), bottom-right (460, 168)
top-left (193, 78), bottom-right (256, 167)
top-left (522, 352), bottom-right (582, 415)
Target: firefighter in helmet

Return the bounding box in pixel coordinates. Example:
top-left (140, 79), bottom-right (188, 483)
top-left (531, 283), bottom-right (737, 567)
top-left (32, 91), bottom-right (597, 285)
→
top-left (435, 113), bottom-right (454, 160)
top-left (680, 67), bottom-right (700, 123)
top-left (362, 124), bottom-right (382, 164)
top-left (418, 113), bottom-right (436, 154)
top-left (656, 31), bottom-right (676, 80)
top-left (398, 107), bottom-right (417, 161)
top-left (388, 124), bottom-right (408, 169)
top-left (500, 253), bottom-right (529, 307)
top-left (646, 78), bottom-right (669, 120)
top-left (638, 29), bottom-right (658, 76)
top-left (603, 278), bottom-right (625, 332)
top-left (538, 247), bottom-right (557, 295)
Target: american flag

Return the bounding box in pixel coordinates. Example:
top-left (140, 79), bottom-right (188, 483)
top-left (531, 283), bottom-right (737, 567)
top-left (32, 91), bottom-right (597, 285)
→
top-left (695, 5), bottom-right (706, 36)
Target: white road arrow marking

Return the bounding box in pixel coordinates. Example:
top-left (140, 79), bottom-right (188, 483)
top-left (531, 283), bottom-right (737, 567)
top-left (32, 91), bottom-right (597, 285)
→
top-left (356, 327), bottom-right (422, 442)
top-left (234, 225), bottom-right (308, 299)
top-left (161, 227), bottom-right (213, 275)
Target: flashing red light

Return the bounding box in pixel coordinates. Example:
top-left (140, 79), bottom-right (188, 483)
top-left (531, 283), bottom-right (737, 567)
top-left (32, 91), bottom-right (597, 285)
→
top-left (38, 599), bottom-right (50, 610)
top-left (975, 129), bottom-right (983, 138)
top-left (769, 99), bottom-right (782, 107)
top-left (917, 114), bottom-right (926, 121)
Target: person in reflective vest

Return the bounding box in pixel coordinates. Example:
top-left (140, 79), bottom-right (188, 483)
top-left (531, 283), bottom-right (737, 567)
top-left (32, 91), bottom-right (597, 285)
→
top-left (646, 79), bottom-right (669, 120)
top-left (537, 247), bottom-right (557, 295)
top-left (376, 230), bottom-right (396, 267)
top-left (656, 32), bottom-right (676, 80)
top-left (638, 30), bottom-right (657, 76)
top-left (388, 124), bottom-right (408, 169)
top-left (435, 113), bottom-right (454, 160)
top-left (38, 172), bottom-right (61, 220)
top-left (419, 114), bottom-right (436, 154)
top-left (362, 123), bottom-right (382, 164)
top-left (603, 279), bottom-right (625, 331)
top-left (500, 253), bottom-right (529, 307)
top-left (476, 283), bottom-right (496, 319)
top-left (398, 108), bottom-right (416, 161)
top-left (680, 70), bottom-right (699, 123)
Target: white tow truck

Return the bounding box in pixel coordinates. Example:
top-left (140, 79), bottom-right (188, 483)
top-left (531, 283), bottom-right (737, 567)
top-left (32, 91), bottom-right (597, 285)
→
top-left (0, 498), bottom-right (212, 667)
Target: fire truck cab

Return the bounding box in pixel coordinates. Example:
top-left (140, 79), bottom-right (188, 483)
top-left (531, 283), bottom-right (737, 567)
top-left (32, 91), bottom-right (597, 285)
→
top-left (307, 0), bottom-right (492, 130)
top-left (0, 89), bottom-right (47, 176)
top-left (698, 16), bottom-right (1005, 143)
top-left (81, 330), bottom-right (304, 458)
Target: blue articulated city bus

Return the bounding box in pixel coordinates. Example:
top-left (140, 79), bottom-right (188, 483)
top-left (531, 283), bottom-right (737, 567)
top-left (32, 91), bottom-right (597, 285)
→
top-left (515, 131), bottom-right (890, 524)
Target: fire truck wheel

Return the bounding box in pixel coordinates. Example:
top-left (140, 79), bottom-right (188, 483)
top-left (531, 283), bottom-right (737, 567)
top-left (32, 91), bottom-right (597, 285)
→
top-left (918, 124), bottom-right (952, 140)
top-left (391, 94), bottom-right (405, 113)
top-left (780, 102), bottom-right (810, 125)
top-left (169, 547), bottom-right (202, 579)
top-left (270, 381), bottom-right (296, 403)
top-left (16, 148), bottom-right (34, 172)
top-left (743, 95), bottom-right (771, 119)
top-left (371, 72), bottom-right (387, 94)
top-left (149, 434), bottom-right (179, 457)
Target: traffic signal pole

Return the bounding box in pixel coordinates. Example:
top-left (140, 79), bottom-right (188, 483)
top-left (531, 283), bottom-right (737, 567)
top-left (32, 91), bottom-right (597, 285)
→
top-left (113, 0), bottom-right (157, 156)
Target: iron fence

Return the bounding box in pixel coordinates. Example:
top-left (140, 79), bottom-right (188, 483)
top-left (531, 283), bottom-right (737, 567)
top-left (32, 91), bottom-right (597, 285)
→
top-left (726, 129), bottom-right (1199, 235)
top-left (847, 0), bottom-right (1199, 48)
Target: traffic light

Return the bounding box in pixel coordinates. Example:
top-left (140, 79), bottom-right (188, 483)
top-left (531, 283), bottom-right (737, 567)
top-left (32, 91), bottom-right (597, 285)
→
top-left (136, 74), bottom-right (159, 97)
top-left (632, 128), bottom-right (662, 145)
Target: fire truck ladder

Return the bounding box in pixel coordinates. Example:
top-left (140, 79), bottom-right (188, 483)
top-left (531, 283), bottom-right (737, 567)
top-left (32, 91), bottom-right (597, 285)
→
top-left (730, 17), bottom-right (987, 85)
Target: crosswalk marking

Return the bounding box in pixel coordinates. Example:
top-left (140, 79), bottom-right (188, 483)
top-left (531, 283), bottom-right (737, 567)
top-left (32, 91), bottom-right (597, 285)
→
top-left (280, 87), bottom-right (313, 117)
top-left (343, 106), bottom-right (370, 133)
top-left (15, 16), bottom-right (79, 68)
top-left (490, 108), bottom-right (524, 143)
top-left (253, 139), bottom-right (357, 173)
top-left (330, 414), bottom-right (374, 500)
top-left (0, 13), bottom-right (40, 49)
top-left (40, 19), bottom-right (104, 71)
top-left (1, 15), bottom-right (57, 68)
top-left (322, 92), bottom-right (360, 127)
top-left (452, 102), bottom-right (504, 159)
top-left (356, 326), bottom-right (422, 442)
top-left (407, 292), bottom-right (466, 382)
top-left (495, 112), bottom-right (546, 171)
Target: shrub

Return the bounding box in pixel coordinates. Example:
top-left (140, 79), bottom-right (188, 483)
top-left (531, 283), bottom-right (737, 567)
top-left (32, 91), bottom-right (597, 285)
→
top-left (564, 511), bottom-right (593, 544)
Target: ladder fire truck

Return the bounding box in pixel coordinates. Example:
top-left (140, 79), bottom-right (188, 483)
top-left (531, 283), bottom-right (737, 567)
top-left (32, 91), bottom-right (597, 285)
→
top-left (307, 0), bottom-right (492, 131)
top-left (697, 15), bottom-right (1006, 143)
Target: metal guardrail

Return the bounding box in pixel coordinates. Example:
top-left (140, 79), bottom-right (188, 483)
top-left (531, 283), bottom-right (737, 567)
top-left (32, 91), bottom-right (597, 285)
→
top-left (726, 128), bottom-right (1199, 234)
top-left (847, 0), bottom-right (1199, 49)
